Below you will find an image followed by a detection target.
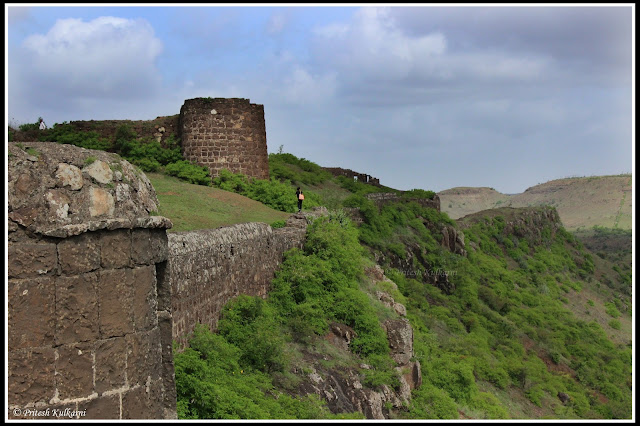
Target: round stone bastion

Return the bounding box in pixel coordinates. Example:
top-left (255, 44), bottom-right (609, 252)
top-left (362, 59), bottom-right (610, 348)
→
top-left (8, 142), bottom-right (176, 420)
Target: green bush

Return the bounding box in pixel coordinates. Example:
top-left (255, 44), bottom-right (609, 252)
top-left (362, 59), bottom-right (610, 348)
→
top-left (270, 220), bottom-right (287, 229)
top-left (212, 169), bottom-right (322, 213)
top-left (42, 122), bottom-right (112, 151)
top-left (269, 217), bottom-right (396, 376)
top-left (217, 295), bottom-right (287, 373)
top-left (605, 302), bottom-right (621, 318)
top-left (19, 120), bottom-right (41, 132)
top-left (401, 188), bottom-right (436, 199)
top-left (165, 160), bottom-right (211, 185)
top-left (268, 152), bottom-right (332, 185)
top-left (174, 324), bottom-right (349, 419)
top-left (113, 124), bottom-right (138, 155)
top-left (406, 384), bottom-right (459, 419)
top-left (471, 392), bottom-right (509, 419)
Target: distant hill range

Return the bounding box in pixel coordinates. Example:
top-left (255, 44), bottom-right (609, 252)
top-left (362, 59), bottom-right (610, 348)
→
top-left (439, 174), bottom-right (632, 231)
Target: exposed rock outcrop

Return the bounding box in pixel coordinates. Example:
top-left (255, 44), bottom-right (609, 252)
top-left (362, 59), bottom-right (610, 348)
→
top-left (297, 268), bottom-right (421, 419)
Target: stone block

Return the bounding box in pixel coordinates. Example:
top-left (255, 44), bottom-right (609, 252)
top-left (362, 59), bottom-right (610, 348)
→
top-left (55, 342), bottom-right (94, 400)
top-left (98, 269), bottom-right (134, 338)
top-left (8, 347), bottom-right (56, 407)
top-left (149, 230), bottom-right (169, 264)
top-left (8, 242), bottom-right (58, 278)
top-left (122, 384), bottom-right (163, 419)
top-left (94, 337), bottom-right (127, 394)
top-left (157, 311), bottom-right (177, 414)
top-left (55, 273), bottom-right (99, 345)
top-left (155, 262), bottom-right (171, 312)
top-left (56, 163), bottom-right (84, 190)
top-left (126, 328), bottom-right (162, 387)
top-left (100, 229), bottom-right (131, 269)
top-left (82, 394), bottom-right (120, 419)
top-left (131, 229), bottom-right (152, 265)
top-left (8, 277), bottom-right (55, 349)
top-left (58, 233), bottom-right (101, 275)
top-left (132, 265), bottom-right (158, 332)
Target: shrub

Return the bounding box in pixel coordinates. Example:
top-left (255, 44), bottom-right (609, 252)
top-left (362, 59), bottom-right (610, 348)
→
top-left (406, 384), bottom-right (459, 419)
top-left (113, 124), bottom-right (138, 155)
top-left (174, 324), bottom-right (345, 419)
top-left (165, 160), bottom-right (211, 185)
top-left (270, 220), bottom-right (287, 229)
top-left (217, 295), bottom-right (287, 373)
top-left (471, 392), bottom-right (509, 419)
top-left (401, 188), bottom-right (436, 199)
top-left (212, 169), bottom-right (322, 213)
top-left (608, 319), bottom-right (621, 330)
top-left (268, 152), bottom-right (332, 185)
top-left (605, 302), bottom-right (621, 318)
top-left (43, 122), bottom-right (112, 151)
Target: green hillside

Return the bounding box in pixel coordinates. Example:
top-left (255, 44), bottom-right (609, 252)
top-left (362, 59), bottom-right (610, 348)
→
top-left (163, 153), bottom-right (632, 420)
top-left (18, 122), bottom-right (632, 420)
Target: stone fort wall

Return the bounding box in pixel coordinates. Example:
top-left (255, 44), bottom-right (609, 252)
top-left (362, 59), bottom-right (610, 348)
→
top-left (7, 142), bottom-right (314, 419)
top-left (180, 97), bottom-right (270, 180)
top-left (167, 221), bottom-right (307, 349)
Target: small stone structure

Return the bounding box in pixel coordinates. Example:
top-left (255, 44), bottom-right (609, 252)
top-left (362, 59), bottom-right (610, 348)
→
top-left (180, 97), bottom-right (269, 180)
top-left (7, 142), bottom-right (176, 419)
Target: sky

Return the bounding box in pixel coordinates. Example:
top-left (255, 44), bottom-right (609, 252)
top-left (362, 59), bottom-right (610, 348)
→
top-left (5, 3), bottom-right (635, 193)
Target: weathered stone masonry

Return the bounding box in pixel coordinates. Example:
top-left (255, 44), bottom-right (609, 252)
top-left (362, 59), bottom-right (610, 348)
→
top-left (168, 222), bottom-right (307, 349)
top-left (180, 97), bottom-right (270, 180)
top-left (7, 142), bottom-right (310, 419)
top-left (7, 141), bottom-right (425, 420)
top-left (8, 143), bottom-right (176, 420)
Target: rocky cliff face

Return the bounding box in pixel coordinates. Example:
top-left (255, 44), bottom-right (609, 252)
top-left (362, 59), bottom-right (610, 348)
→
top-left (295, 266), bottom-right (421, 419)
top-left (458, 206), bottom-right (562, 246)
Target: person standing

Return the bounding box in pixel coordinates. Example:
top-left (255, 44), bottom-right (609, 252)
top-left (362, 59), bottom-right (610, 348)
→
top-left (39, 118), bottom-right (47, 130)
top-left (296, 187), bottom-right (304, 212)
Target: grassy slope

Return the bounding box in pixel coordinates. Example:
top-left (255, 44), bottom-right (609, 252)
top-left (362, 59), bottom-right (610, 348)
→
top-left (151, 159), bottom-right (632, 420)
top-left (147, 172), bottom-right (291, 232)
top-left (439, 175), bottom-right (633, 231)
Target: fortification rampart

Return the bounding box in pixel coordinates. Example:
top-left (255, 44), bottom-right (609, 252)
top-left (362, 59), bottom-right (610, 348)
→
top-left (180, 97), bottom-right (269, 180)
top-left (365, 192), bottom-right (441, 211)
top-left (7, 142), bottom-right (176, 420)
top-left (7, 142), bottom-right (323, 419)
top-left (168, 222), bottom-right (306, 349)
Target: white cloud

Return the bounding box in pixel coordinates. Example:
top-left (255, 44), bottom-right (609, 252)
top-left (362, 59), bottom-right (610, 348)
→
top-left (312, 6), bottom-right (550, 99)
top-left (282, 66), bottom-right (337, 105)
top-left (17, 16), bottom-right (163, 102)
top-left (314, 7), bottom-right (447, 82)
